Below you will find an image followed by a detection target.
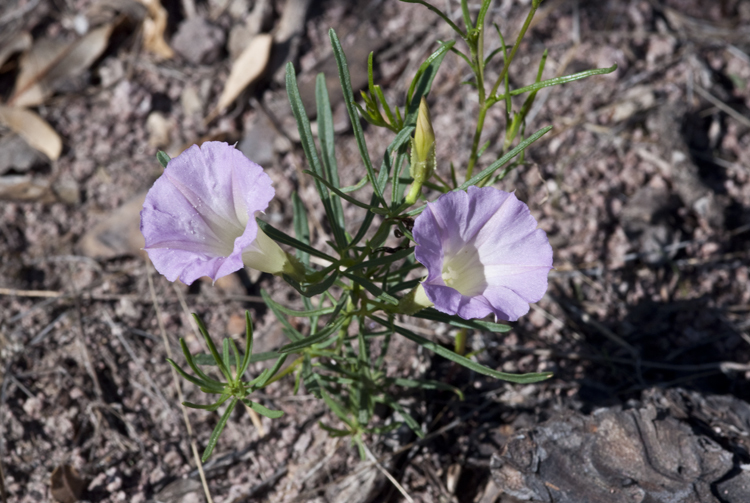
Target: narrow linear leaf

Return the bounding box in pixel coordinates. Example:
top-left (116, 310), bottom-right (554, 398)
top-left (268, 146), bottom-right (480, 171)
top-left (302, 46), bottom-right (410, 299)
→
top-left (303, 170), bottom-right (386, 213)
top-left (459, 125), bottom-right (552, 189)
top-left (243, 400), bottom-right (284, 419)
top-left (194, 351), bottom-right (278, 366)
top-left (284, 269), bottom-right (340, 298)
top-left (500, 64), bottom-right (618, 100)
top-left (328, 29), bottom-right (385, 205)
top-left (412, 308), bottom-right (512, 333)
top-left (369, 315), bottom-right (552, 383)
top-left (405, 41), bottom-right (455, 122)
top-left (261, 289), bottom-right (304, 342)
top-left (316, 73), bottom-right (347, 247)
top-left (319, 382), bottom-right (356, 429)
top-left (202, 398), bottom-right (238, 461)
top-left (292, 192), bottom-right (311, 265)
top-left (257, 219), bottom-right (336, 262)
top-left (348, 246), bottom-right (413, 272)
top-left (341, 271), bottom-right (399, 305)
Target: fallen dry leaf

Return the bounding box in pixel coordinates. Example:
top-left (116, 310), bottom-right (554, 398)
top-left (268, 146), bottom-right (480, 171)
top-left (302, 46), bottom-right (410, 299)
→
top-left (137, 0), bottom-right (174, 59)
top-left (0, 105), bottom-right (62, 161)
top-left (10, 23), bottom-right (114, 107)
top-left (0, 175), bottom-right (54, 202)
top-left (50, 465), bottom-right (85, 503)
top-left (210, 33), bottom-right (273, 119)
top-left (0, 31), bottom-right (32, 70)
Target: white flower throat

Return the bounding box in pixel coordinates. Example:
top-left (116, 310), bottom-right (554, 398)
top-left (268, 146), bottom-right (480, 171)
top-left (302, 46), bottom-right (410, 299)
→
top-left (441, 244), bottom-right (487, 296)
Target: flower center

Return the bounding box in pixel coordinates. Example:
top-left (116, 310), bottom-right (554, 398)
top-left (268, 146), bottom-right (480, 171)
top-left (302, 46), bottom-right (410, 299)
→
top-left (441, 245), bottom-right (486, 297)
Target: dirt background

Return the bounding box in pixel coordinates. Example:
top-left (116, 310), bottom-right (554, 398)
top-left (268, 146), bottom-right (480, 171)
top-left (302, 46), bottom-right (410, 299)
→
top-left (2, 0), bottom-right (750, 502)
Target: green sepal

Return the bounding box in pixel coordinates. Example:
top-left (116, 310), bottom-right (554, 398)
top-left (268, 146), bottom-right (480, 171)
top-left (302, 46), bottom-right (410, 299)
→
top-left (156, 151), bottom-right (170, 168)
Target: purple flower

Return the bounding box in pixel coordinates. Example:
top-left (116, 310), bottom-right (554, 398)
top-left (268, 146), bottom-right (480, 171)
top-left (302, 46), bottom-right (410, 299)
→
top-left (413, 186), bottom-right (553, 321)
top-left (140, 141), bottom-right (294, 284)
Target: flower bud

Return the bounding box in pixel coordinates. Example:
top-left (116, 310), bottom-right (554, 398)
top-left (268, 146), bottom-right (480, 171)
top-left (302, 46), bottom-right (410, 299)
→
top-left (406, 97), bottom-right (436, 205)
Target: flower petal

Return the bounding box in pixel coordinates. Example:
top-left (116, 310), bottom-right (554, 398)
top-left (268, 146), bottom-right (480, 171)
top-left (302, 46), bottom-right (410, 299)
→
top-left (140, 141), bottom-right (275, 284)
top-left (413, 186), bottom-right (553, 321)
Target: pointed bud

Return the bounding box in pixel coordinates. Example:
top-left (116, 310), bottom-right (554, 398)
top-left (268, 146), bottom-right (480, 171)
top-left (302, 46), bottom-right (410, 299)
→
top-left (406, 97), bottom-right (436, 205)
top-left (410, 97), bottom-right (436, 180)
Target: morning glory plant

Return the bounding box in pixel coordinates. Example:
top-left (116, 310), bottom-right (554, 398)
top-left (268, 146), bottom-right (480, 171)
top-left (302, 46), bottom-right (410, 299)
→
top-left (141, 0), bottom-right (616, 461)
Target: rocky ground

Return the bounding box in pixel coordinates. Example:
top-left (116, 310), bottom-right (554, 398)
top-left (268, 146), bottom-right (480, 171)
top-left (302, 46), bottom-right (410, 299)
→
top-left (1, 0), bottom-right (750, 502)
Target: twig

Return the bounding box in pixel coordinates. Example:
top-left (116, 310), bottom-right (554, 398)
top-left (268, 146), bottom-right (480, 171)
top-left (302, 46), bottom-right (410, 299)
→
top-left (362, 442), bottom-right (414, 503)
top-left (67, 265), bottom-right (103, 399)
top-left (0, 362), bottom-right (9, 503)
top-left (231, 467), bottom-right (288, 503)
top-left (563, 303), bottom-right (640, 359)
top-left (180, 0), bottom-right (196, 19)
top-left (694, 85), bottom-right (750, 128)
top-left (146, 262), bottom-right (214, 503)
top-left (102, 311), bottom-right (171, 413)
top-left (0, 287), bottom-right (264, 304)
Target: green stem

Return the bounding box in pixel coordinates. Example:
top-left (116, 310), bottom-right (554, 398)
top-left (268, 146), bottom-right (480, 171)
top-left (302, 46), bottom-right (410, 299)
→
top-left (466, 1), bottom-right (539, 182)
top-left (454, 328), bottom-right (467, 356)
top-left (489, 3), bottom-right (539, 99)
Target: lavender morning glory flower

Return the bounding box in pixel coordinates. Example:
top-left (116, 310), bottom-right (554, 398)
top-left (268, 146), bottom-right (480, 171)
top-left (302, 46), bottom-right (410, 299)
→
top-left (141, 141), bottom-right (300, 285)
top-left (413, 186), bottom-right (553, 321)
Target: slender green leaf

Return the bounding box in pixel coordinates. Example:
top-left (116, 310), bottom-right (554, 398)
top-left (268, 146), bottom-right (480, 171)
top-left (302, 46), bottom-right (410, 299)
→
top-left (348, 246), bottom-right (413, 272)
top-left (369, 315), bottom-right (553, 383)
top-left (166, 358), bottom-right (224, 392)
top-left (278, 315), bottom-right (346, 354)
top-left (405, 41), bottom-right (455, 122)
top-left (239, 311), bottom-right (255, 378)
top-left (257, 219), bottom-right (336, 262)
top-left (412, 308), bottom-right (512, 333)
top-left (329, 29), bottom-right (385, 205)
top-left (349, 198), bottom-right (378, 248)
top-left (284, 269), bottom-right (340, 298)
top-left (183, 394), bottom-right (231, 411)
top-left (319, 382), bottom-right (356, 429)
top-left (459, 125), bottom-right (552, 189)
top-left (400, 1), bottom-right (464, 36)
top-left (249, 354), bottom-right (288, 388)
top-left (292, 193), bottom-right (311, 265)
top-left (498, 64), bottom-right (618, 101)
top-left (243, 400), bottom-right (284, 419)
top-left (316, 73), bottom-right (347, 248)
top-left (179, 338), bottom-right (220, 384)
top-left (279, 294), bottom-right (349, 353)
top-left (194, 351), bottom-right (278, 367)
top-left (340, 176), bottom-right (368, 193)
top-left (192, 314), bottom-right (232, 381)
top-left (341, 270), bottom-right (399, 305)
top-left (303, 170), bottom-right (387, 213)
top-left (261, 289), bottom-right (303, 342)
top-left (380, 396), bottom-right (424, 438)
top-left (392, 378), bottom-right (464, 399)
top-left (319, 422), bottom-right (352, 437)
top-left (201, 398), bottom-right (238, 461)
top-left (222, 338), bottom-right (231, 375)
